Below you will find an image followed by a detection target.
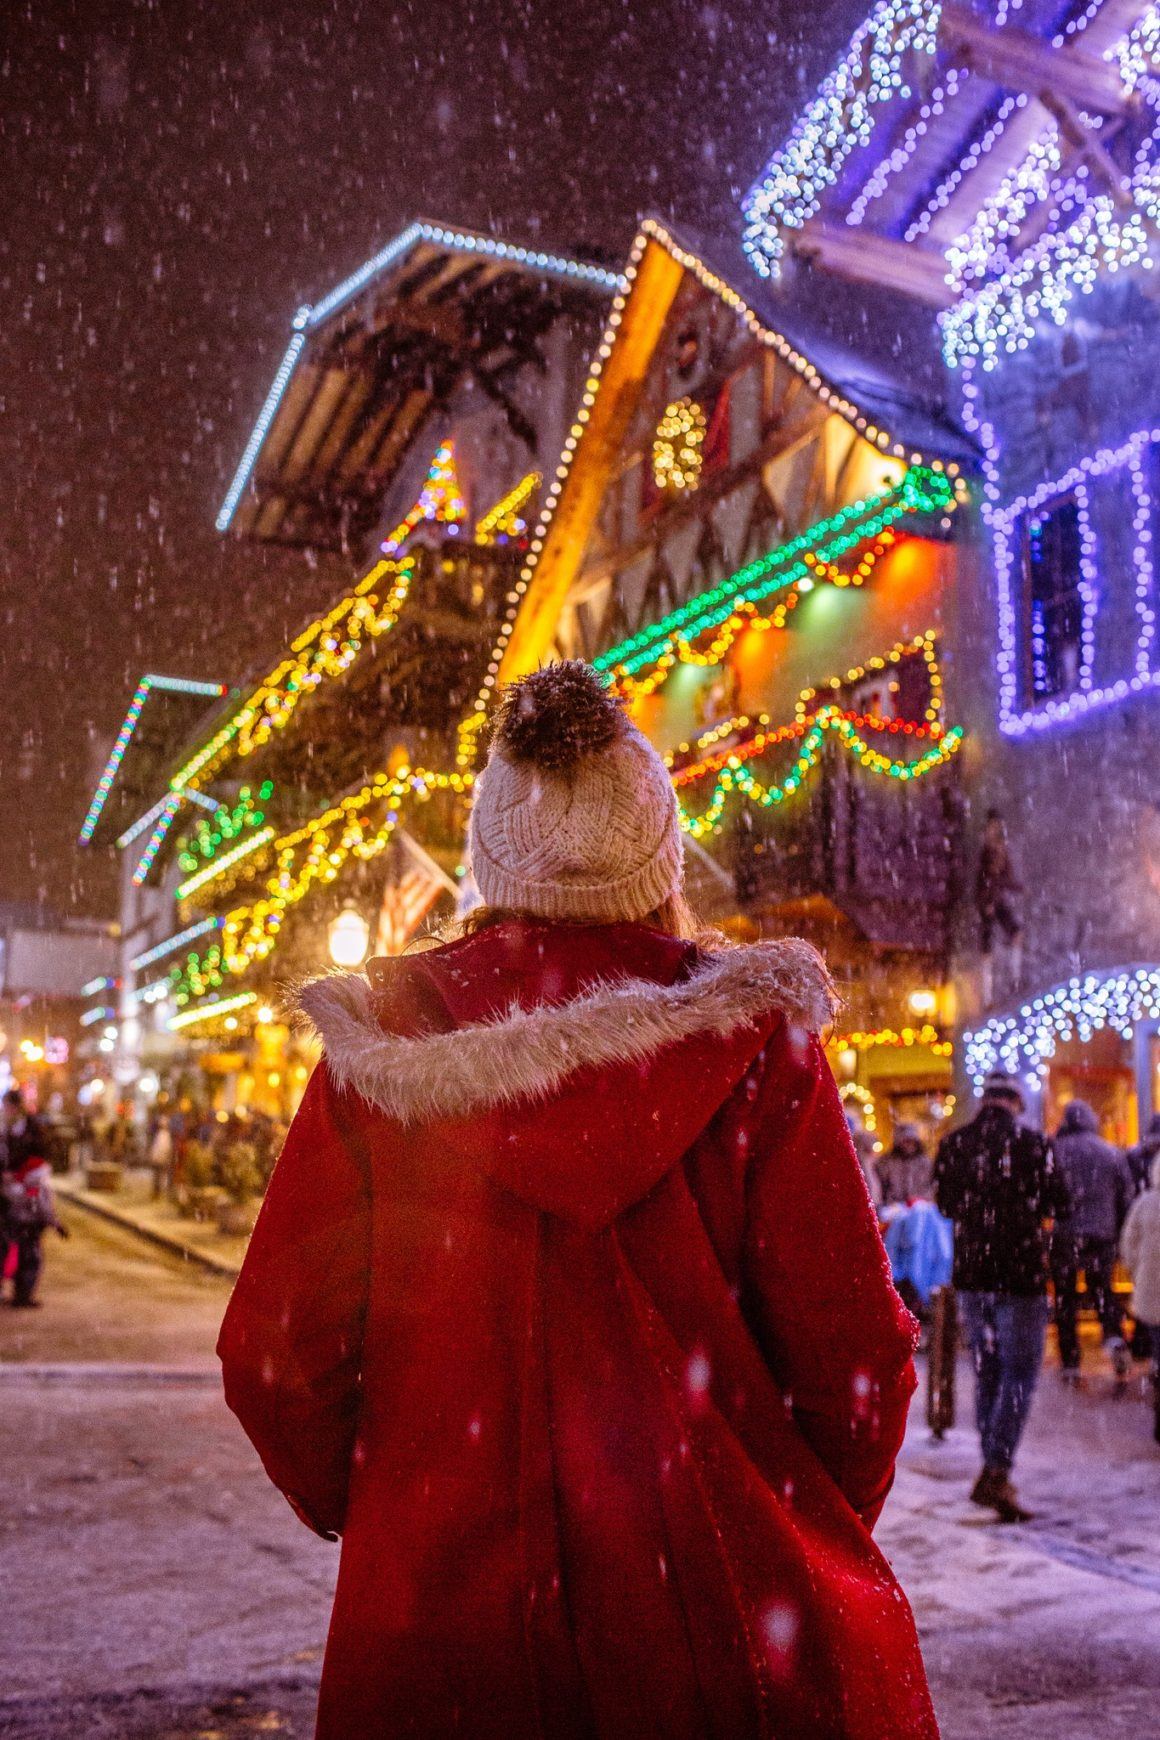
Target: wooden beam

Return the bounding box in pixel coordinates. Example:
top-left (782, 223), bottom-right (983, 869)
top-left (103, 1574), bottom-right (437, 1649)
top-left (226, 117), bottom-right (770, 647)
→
top-left (1038, 91), bottom-right (1134, 211)
top-left (570, 407), bottom-right (830, 600)
top-left (793, 223), bottom-right (955, 307)
top-left (940, 4), bottom-right (1133, 118)
top-left (497, 238), bottom-right (686, 682)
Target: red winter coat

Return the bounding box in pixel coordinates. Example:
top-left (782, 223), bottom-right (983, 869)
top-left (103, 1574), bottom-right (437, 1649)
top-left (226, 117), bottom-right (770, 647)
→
top-left (219, 919), bottom-right (937, 1739)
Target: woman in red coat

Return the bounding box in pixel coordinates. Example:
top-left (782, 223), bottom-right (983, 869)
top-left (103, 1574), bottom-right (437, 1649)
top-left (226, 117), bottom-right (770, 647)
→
top-left (219, 662), bottom-right (938, 1739)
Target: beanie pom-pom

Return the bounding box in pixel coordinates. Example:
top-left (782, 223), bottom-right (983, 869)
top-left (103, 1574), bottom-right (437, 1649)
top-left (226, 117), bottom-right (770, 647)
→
top-left (493, 661), bottom-right (624, 771)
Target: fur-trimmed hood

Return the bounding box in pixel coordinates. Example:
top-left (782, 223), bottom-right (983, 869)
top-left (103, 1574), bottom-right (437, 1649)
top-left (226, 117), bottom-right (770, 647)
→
top-left (296, 932), bottom-right (835, 1128)
top-left (296, 925), bottom-right (835, 1230)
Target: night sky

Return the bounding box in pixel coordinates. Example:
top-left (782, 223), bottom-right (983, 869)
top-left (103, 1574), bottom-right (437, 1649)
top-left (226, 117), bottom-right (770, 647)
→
top-left (1, 0), bottom-right (862, 915)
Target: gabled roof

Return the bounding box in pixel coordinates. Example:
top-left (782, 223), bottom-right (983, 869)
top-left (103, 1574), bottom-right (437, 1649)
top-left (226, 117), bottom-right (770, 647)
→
top-left (216, 220), bottom-right (619, 551)
top-left (668, 220), bottom-right (978, 464)
top-left (489, 215), bottom-right (972, 699)
top-left (740, 1), bottom-right (1160, 367)
top-left (79, 675), bottom-right (226, 848)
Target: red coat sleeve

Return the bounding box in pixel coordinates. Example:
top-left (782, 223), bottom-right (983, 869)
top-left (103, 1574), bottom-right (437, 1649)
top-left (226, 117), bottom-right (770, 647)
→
top-left (742, 1023), bottom-right (918, 1530)
top-left (217, 1066), bottom-right (371, 1539)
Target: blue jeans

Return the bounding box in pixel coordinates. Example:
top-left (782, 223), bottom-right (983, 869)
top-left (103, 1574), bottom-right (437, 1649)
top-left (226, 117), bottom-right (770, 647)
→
top-left (959, 1292), bottom-right (1049, 1474)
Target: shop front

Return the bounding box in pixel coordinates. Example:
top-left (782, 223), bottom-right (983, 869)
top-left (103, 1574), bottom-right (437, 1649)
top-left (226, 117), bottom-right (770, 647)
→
top-left (963, 966), bottom-right (1160, 1141)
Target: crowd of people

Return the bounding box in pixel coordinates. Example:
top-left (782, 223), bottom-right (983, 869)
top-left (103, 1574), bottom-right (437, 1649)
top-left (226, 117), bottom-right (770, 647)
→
top-left (851, 1079), bottom-right (1160, 1520)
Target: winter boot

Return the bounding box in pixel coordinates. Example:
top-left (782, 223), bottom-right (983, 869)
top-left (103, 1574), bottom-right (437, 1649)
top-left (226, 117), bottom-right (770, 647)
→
top-left (970, 1467), bottom-right (1032, 1523)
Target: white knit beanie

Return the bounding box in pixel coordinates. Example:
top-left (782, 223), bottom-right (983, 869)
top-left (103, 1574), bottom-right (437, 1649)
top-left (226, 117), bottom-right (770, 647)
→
top-left (469, 662), bottom-right (684, 924)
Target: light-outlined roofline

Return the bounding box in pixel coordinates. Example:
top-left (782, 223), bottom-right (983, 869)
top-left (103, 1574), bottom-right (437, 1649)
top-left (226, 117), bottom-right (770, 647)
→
top-left (467, 214), bottom-right (970, 729)
top-left (214, 219), bottom-right (623, 534)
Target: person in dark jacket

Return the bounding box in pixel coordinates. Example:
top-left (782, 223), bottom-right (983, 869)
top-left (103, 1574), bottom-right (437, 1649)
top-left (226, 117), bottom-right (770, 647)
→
top-left (934, 1072), bottom-right (1069, 1521)
top-left (1050, 1100), bottom-right (1134, 1381)
top-left (1128, 1111), bottom-right (1160, 1198)
top-left (875, 1122), bottom-right (933, 1207)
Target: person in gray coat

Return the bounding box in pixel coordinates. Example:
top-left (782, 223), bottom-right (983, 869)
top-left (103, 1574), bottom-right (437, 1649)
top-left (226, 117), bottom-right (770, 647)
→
top-left (1050, 1100), bottom-right (1135, 1380)
top-left (875, 1122), bottom-right (933, 1207)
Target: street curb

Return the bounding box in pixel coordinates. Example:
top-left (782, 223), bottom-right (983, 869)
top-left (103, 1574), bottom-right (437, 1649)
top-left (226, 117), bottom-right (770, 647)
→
top-left (53, 1179), bottom-right (242, 1280)
top-left (0, 1363), bottom-right (221, 1385)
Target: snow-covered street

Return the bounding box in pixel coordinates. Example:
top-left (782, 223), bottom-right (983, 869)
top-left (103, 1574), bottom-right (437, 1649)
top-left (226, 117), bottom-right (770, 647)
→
top-left (1, 1205), bottom-right (1157, 1738)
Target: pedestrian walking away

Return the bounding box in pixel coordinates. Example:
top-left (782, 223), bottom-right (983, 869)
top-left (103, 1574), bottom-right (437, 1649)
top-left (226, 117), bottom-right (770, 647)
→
top-left (1120, 1155), bottom-right (1160, 1443)
top-left (875, 1121), bottom-right (933, 1208)
top-left (934, 1072), bottom-right (1069, 1522)
top-left (219, 662), bottom-right (939, 1740)
top-left (1049, 1099), bottom-right (1135, 1383)
top-left (1, 1086), bottom-right (69, 1308)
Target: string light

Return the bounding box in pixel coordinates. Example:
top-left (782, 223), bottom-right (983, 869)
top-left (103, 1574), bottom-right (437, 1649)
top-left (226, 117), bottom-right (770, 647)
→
top-left (474, 471), bottom-right (541, 544)
top-left (176, 828), bottom-right (275, 902)
top-left (177, 784), bottom-right (273, 873)
top-left (216, 223), bottom-right (620, 533)
top-left (835, 1024), bottom-right (954, 1057)
top-left (905, 96), bottom-right (1025, 244)
top-left (131, 794), bottom-right (182, 886)
top-left (458, 217), bottom-right (960, 770)
top-left (838, 1080), bottom-right (880, 1135)
top-left (847, 66), bottom-right (966, 228)
top-left (652, 399), bottom-right (707, 492)
top-left (742, 1), bottom-right (942, 279)
top-left (171, 767), bottom-right (474, 1001)
top-left (168, 991), bottom-right (258, 1033)
top-left (986, 427), bottom-right (1160, 734)
top-left (129, 916), bottom-right (224, 973)
top-left (964, 966), bottom-right (1160, 1089)
top-left (596, 471), bottom-right (953, 694)
top-left (79, 674), bottom-right (226, 842)
top-left (170, 559), bottom-right (412, 793)
top-left (380, 443), bottom-right (466, 553)
top-left (677, 708), bottom-right (962, 839)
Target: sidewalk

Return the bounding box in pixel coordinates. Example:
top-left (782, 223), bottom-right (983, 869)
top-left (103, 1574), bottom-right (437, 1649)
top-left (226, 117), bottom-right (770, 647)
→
top-left (54, 1170), bottom-right (248, 1277)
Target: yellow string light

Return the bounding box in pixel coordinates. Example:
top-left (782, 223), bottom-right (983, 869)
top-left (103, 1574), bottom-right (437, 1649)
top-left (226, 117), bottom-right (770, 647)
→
top-left (171, 559), bottom-right (413, 793)
top-left (475, 471), bottom-right (541, 544)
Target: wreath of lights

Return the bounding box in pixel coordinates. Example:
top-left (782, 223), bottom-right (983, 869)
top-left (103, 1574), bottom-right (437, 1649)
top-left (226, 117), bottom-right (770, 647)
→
top-left (742, 0), bottom-right (942, 280)
top-left (963, 965), bottom-right (1160, 1089)
top-left (652, 398), bottom-right (707, 493)
top-left (456, 218), bottom-right (963, 770)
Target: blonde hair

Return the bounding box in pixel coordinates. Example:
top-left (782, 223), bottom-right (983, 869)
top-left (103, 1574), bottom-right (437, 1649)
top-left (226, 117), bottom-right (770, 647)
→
top-left (433, 887), bottom-right (723, 950)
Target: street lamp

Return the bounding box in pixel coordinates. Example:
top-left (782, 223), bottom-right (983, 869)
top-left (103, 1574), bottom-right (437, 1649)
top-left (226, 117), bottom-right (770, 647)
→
top-left (328, 904), bottom-right (370, 968)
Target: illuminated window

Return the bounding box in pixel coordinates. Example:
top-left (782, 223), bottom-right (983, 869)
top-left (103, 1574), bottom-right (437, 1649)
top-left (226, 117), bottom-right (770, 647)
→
top-left (652, 398), bottom-right (707, 494)
top-left (1021, 494), bottom-right (1084, 704)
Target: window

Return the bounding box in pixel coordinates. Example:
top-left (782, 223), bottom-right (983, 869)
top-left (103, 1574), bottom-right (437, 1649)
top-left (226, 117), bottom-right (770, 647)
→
top-left (1021, 493), bottom-right (1084, 704)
